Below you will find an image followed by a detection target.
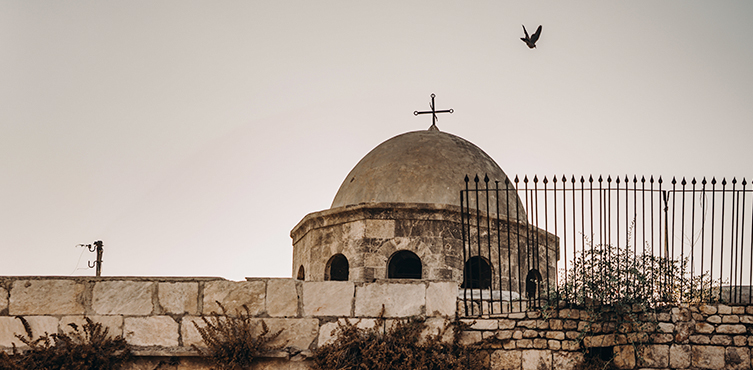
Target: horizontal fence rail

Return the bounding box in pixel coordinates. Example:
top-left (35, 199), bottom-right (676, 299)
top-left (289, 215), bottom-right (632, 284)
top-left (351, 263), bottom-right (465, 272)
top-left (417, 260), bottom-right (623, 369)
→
top-left (460, 174), bottom-right (753, 316)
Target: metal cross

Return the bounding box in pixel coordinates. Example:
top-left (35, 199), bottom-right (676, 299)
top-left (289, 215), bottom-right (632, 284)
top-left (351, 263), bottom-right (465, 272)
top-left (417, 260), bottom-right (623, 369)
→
top-left (414, 93), bottom-right (453, 129)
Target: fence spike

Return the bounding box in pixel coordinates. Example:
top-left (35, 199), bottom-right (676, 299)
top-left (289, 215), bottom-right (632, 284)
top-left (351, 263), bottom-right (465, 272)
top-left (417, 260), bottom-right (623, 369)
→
top-left (524, 175), bottom-right (529, 183)
top-left (702, 177), bottom-right (707, 185)
top-left (616, 176), bottom-right (621, 184)
top-left (580, 176), bottom-right (585, 183)
top-left (692, 178), bottom-right (697, 185)
top-left (732, 177), bottom-right (737, 184)
top-left (650, 176), bottom-right (654, 183)
top-left (505, 177), bottom-right (510, 185)
top-left (607, 175), bottom-right (612, 183)
top-left (533, 175), bottom-right (538, 183)
top-left (681, 177), bottom-right (687, 186)
top-left (474, 174), bottom-right (480, 183)
top-left (571, 175), bottom-right (576, 183)
top-left (598, 175), bottom-right (603, 182)
top-left (484, 174), bottom-right (489, 183)
top-left (633, 175), bottom-right (638, 183)
top-left (589, 175), bottom-right (593, 182)
top-left (743, 178), bottom-right (747, 186)
top-left (543, 176), bottom-right (549, 184)
top-left (721, 178), bottom-right (726, 186)
top-left (672, 177), bottom-right (677, 185)
top-left (641, 176), bottom-right (646, 183)
top-left (464, 175), bottom-right (469, 182)
top-left (552, 176), bottom-right (558, 183)
top-left (515, 175), bottom-right (520, 183)
top-left (625, 175), bottom-right (629, 183)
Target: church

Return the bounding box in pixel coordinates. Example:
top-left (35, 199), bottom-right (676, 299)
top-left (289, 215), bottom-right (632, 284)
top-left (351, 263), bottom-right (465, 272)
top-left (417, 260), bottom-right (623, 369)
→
top-left (291, 102), bottom-right (558, 306)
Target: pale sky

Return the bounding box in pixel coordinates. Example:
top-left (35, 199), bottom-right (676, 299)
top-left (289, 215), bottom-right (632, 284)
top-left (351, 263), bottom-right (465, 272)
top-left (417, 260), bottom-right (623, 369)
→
top-left (1, 1), bottom-right (752, 281)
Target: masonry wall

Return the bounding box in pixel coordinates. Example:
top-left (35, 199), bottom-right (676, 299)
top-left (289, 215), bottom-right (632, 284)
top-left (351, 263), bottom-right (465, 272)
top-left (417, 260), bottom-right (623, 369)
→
top-left (1, 276), bottom-right (752, 370)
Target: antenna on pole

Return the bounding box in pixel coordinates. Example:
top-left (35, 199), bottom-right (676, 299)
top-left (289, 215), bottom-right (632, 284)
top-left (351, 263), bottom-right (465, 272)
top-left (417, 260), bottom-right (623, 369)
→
top-left (78, 240), bottom-right (104, 277)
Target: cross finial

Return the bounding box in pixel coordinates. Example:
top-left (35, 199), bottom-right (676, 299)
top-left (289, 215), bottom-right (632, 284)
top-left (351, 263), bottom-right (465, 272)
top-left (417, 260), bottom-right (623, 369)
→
top-left (413, 93), bottom-right (453, 130)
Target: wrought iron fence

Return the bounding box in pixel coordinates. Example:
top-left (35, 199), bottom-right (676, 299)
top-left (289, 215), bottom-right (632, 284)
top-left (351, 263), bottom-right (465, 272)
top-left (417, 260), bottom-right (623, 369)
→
top-left (460, 174), bottom-right (753, 316)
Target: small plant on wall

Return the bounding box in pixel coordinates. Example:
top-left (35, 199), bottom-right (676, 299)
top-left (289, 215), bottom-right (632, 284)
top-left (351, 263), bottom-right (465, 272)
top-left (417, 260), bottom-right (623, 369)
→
top-left (312, 313), bottom-right (488, 370)
top-left (0, 317), bottom-right (131, 370)
top-left (193, 303), bottom-right (283, 370)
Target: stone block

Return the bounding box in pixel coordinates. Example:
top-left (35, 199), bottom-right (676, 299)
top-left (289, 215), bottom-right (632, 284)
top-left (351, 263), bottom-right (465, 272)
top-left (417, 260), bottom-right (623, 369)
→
top-left (498, 319), bottom-right (516, 330)
top-left (158, 282), bottom-right (198, 315)
top-left (508, 312), bottom-right (527, 319)
top-left (672, 307), bottom-right (691, 322)
top-left (561, 340), bottom-right (580, 351)
top-left (264, 318), bottom-right (319, 350)
top-left (93, 281), bottom-right (153, 315)
top-left (533, 338), bottom-right (547, 349)
top-left (203, 280), bottom-right (266, 316)
top-left (548, 319), bottom-right (563, 330)
top-left (522, 349), bottom-right (551, 370)
top-left (517, 320), bottom-right (537, 329)
top-left (355, 282), bottom-right (424, 317)
top-left (491, 349), bottom-right (521, 370)
top-left (516, 339), bottom-right (533, 348)
top-left (613, 345), bottom-right (635, 369)
top-left (425, 281), bottom-right (456, 317)
top-left (0, 317), bottom-right (26, 347)
top-left (60, 315), bottom-right (124, 338)
top-left (700, 304), bottom-right (718, 315)
top-left (690, 334), bottom-right (711, 344)
top-left (670, 344), bottom-right (691, 368)
top-left (10, 279), bottom-right (85, 315)
top-left (547, 340), bottom-right (560, 350)
top-left (734, 335), bottom-right (747, 346)
top-left (717, 324), bottom-right (746, 334)
top-left (725, 347), bottom-right (750, 370)
top-left (545, 331), bottom-right (565, 340)
top-left (21, 316), bottom-right (59, 340)
top-left (741, 315), bottom-right (753, 324)
top-left (696, 322), bottom-right (714, 333)
top-left (0, 286), bottom-right (7, 313)
top-left (723, 315), bottom-right (741, 323)
top-left (707, 315), bottom-right (722, 323)
top-left (265, 279), bottom-right (298, 317)
top-left (180, 316), bottom-right (205, 347)
top-left (302, 281), bottom-right (353, 317)
top-left (717, 304), bottom-right (732, 314)
top-left (317, 321), bottom-right (339, 347)
top-left (637, 344), bottom-right (668, 368)
top-left (658, 322), bottom-right (675, 333)
top-left (124, 316), bottom-right (179, 347)
top-left (459, 330), bottom-right (482, 345)
top-left (553, 351), bottom-right (583, 369)
top-left (496, 330), bottom-right (513, 340)
top-left (522, 329), bottom-right (538, 338)
top-left (467, 319), bottom-right (497, 330)
top-left (711, 335), bottom-right (732, 345)
top-left (558, 308), bottom-right (580, 319)
top-left (692, 345), bottom-right (726, 369)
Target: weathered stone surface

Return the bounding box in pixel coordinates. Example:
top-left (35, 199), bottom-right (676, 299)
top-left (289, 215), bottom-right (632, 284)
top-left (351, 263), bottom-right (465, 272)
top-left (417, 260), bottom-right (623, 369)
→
top-left (459, 330), bottom-right (482, 345)
top-left (561, 340), bottom-right (580, 351)
top-left (637, 344), bottom-right (669, 368)
top-left (547, 340), bottom-right (560, 350)
top-left (711, 335), bottom-right (732, 345)
top-left (613, 345), bottom-right (635, 369)
top-left (690, 334), bottom-right (712, 344)
top-left (425, 281), bottom-right (455, 317)
top-left (158, 282), bottom-right (198, 315)
top-left (465, 319), bottom-right (497, 330)
top-left (21, 316), bottom-right (59, 340)
top-left (499, 319), bottom-right (516, 330)
top-left (700, 304), bottom-right (718, 315)
top-left (723, 315), bottom-right (740, 323)
top-left (180, 316), bottom-right (205, 347)
top-left (491, 349), bottom-right (521, 370)
top-left (203, 280), bottom-right (266, 316)
top-left (124, 316), bottom-right (179, 347)
top-left (516, 339), bottom-right (533, 348)
top-left (670, 344), bottom-right (691, 368)
top-left (355, 282), bottom-right (424, 317)
top-left (545, 331), bottom-right (565, 340)
top-left (717, 324), bottom-right (746, 334)
top-left (741, 315), bottom-right (753, 324)
top-left (364, 219), bottom-right (395, 238)
top-left (658, 322), bottom-right (675, 333)
top-left (692, 345), bottom-right (726, 369)
top-left (725, 346), bottom-right (750, 370)
top-left (707, 315), bottom-right (722, 324)
top-left (733, 335), bottom-right (747, 346)
top-left (0, 287), bottom-right (7, 313)
top-left (0, 317), bottom-right (27, 347)
top-left (60, 315), bottom-right (124, 338)
top-left (496, 330), bottom-right (513, 340)
top-left (533, 338), bottom-right (547, 349)
top-left (717, 304), bottom-right (732, 315)
top-left (675, 321), bottom-right (693, 342)
top-left (265, 279), bottom-right (298, 317)
top-left (696, 322), bottom-right (715, 333)
top-left (548, 319), bottom-right (563, 330)
top-left (302, 281), bottom-right (353, 317)
top-left (672, 307), bottom-right (691, 322)
top-left (93, 281), bottom-right (153, 315)
top-left (521, 349), bottom-right (551, 370)
top-left (10, 280), bottom-right (85, 315)
top-left (317, 321), bottom-right (339, 347)
top-left (264, 318), bottom-right (319, 350)
top-left (553, 351), bottom-right (583, 369)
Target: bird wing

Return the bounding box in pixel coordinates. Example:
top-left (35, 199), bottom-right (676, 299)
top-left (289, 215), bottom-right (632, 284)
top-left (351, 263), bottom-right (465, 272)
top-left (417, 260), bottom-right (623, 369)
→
top-left (521, 24), bottom-right (529, 39)
top-left (531, 25), bottom-right (542, 43)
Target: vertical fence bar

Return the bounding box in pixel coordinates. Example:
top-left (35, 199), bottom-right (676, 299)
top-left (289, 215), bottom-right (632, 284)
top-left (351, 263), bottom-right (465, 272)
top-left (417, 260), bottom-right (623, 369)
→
top-left (495, 180), bottom-right (503, 312)
top-left (506, 178), bottom-right (513, 312)
top-left (543, 177), bottom-right (550, 301)
top-left (515, 176), bottom-right (523, 312)
top-left (680, 178), bottom-right (687, 296)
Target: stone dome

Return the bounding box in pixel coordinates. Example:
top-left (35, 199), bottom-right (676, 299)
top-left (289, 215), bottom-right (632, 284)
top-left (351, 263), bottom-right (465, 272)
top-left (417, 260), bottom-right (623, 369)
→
top-left (331, 127), bottom-right (526, 220)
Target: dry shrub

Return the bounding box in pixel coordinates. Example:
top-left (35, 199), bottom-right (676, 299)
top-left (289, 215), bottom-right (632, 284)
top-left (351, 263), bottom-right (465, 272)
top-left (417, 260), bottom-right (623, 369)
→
top-left (0, 317), bottom-right (130, 370)
top-left (312, 315), bottom-right (488, 370)
top-left (193, 303), bottom-right (283, 370)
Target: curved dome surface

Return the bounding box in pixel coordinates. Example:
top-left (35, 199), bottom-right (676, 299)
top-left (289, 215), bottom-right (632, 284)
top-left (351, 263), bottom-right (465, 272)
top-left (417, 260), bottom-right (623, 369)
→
top-left (331, 128), bottom-right (526, 219)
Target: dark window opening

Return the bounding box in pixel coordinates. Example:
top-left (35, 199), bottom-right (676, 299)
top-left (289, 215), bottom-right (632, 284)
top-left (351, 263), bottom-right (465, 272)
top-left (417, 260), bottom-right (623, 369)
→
top-left (462, 256), bottom-right (492, 289)
top-left (525, 269), bottom-right (542, 299)
top-left (297, 265), bottom-right (305, 280)
top-left (325, 254), bottom-right (349, 281)
top-left (388, 250), bottom-right (422, 279)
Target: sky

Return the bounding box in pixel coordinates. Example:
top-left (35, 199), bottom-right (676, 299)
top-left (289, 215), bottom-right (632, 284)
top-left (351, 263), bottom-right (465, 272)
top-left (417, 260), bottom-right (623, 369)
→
top-left (1, 1), bottom-right (752, 281)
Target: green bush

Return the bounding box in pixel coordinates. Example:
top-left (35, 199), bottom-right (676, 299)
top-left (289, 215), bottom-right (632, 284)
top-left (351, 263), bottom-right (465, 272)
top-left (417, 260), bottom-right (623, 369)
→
top-left (312, 315), bottom-right (488, 370)
top-left (0, 317), bottom-right (130, 370)
top-left (193, 303), bottom-right (283, 370)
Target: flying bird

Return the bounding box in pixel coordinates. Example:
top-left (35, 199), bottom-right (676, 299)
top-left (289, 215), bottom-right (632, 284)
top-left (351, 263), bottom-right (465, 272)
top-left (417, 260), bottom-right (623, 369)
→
top-left (521, 25), bottom-right (542, 49)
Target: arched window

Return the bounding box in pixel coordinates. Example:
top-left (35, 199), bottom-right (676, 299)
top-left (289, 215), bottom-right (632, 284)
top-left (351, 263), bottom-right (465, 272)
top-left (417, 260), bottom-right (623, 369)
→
top-left (462, 256), bottom-right (492, 289)
top-left (325, 254), bottom-right (349, 281)
top-left (525, 269), bottom-right (542, 299)
top-left (388, 250), bottom-right (422, 279)
top-left (297, 265), bottom-right (305, 280)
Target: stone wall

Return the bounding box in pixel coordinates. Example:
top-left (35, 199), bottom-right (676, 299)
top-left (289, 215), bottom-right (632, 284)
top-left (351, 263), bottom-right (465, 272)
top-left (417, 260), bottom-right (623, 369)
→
top-left (1, 276), bottom-right (752, 369)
